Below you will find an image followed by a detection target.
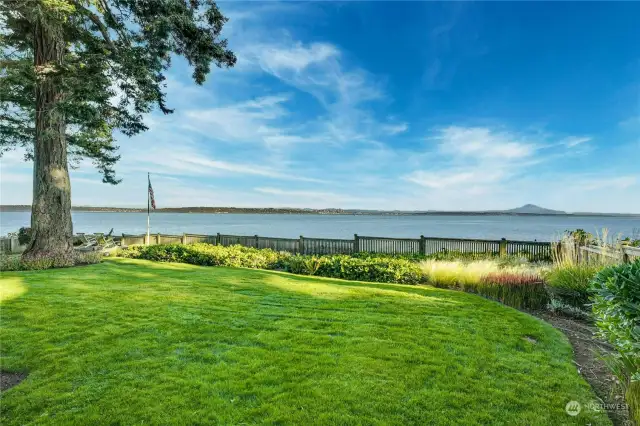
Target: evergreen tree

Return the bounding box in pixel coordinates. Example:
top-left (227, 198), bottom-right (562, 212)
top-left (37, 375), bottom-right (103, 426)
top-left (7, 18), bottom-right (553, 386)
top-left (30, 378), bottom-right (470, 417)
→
top-left (0, 0), bottom-right (236, 258)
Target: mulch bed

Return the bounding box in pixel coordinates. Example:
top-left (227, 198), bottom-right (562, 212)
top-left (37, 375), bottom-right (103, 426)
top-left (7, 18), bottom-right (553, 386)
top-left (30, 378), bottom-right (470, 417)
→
top-left (0, 371), bottom-right (27, 392)
top-left (534, 312), bottom-right (631, 426)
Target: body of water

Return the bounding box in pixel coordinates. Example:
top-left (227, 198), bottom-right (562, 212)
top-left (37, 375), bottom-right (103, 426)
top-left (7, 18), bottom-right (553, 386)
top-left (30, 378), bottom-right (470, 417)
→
top-left (1, 211), bottom-right (638, 241)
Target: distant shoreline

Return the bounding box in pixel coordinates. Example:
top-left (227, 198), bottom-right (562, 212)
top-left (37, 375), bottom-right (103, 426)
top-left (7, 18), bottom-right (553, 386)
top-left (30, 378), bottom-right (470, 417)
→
top-left (2, 205), bottom-right (639, 217)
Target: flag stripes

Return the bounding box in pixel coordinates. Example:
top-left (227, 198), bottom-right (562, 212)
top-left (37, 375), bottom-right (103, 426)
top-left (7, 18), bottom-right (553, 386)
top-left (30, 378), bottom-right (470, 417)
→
top-left (148, 176), bottom-right (156, 209)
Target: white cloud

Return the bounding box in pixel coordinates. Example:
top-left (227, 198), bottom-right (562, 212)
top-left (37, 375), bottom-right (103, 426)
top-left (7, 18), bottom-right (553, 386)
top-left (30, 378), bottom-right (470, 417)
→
top-left (248, 41), bottom-right (382, 107)
top-left (404, 169), bottom-right (505, 189)
top-left (381, 123), bottom-right (409, 135)
top-left (241, 39), bottom-right (386, 145)
top-left (183, 94), bottom-right (290, 143)
top-left (2, 3), bottom-right (639, 214)
top-left (561, 136), bottom-right (591, 148)
top-left (403, 126), bottom-right (540, 193)
top-left (122, 142), bottom-right (329, 184)
top-left (258, 42), bottom-right (339, 73)
top-left (0, 171), bottom-right (31, 184)
top-left (581, 176), bottom-right (637, 191)
top-left (436, 126), bottom-right (535, 160)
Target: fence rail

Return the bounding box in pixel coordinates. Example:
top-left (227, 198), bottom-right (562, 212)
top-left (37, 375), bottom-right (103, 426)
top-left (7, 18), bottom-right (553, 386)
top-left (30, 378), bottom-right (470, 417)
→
top-left (578, 245), bottom-right (640, 264)
top-left (0, 236), bottom-right (27, 254)
top-left (5, 231), bottom-right (636, 263)
top-left (118, 232), bottom-right (553, 260)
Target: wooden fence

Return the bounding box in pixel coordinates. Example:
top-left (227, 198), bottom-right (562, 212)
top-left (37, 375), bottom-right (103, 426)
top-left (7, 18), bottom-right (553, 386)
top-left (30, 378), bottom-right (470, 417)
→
top-left (0, 236), bottom-right (26, 254)
top-left (578, 245), bottom-right (640, 264)
top-left (0, 230), bottom-right (640, 263)
top-left (4, 232), bottom-right (638, 264)
top-left (119, 233), bottom-right (553, 260)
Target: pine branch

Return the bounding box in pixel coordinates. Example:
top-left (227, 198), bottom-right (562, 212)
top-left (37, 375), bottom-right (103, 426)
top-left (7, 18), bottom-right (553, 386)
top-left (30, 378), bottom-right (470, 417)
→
top-left (69, 0), bottom-right (116, 53)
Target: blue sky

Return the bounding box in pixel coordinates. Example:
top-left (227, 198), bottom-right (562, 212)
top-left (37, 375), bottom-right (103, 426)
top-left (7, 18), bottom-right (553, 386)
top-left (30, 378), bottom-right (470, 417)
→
top-left (1, 2), bottom-right (639, 212)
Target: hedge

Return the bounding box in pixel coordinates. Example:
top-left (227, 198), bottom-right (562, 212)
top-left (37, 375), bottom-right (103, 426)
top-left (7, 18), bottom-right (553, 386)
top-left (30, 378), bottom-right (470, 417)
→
top-left (118, 243), bottom-right (554, 310)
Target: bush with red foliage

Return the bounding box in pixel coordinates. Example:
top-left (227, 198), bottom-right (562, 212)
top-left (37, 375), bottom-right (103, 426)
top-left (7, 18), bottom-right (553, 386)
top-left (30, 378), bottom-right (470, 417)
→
top-left (463, 272), bottom-right (548, 310)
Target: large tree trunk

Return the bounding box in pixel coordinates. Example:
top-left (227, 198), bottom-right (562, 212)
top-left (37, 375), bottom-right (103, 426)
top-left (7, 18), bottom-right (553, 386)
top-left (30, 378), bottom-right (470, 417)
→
top-left (22, 16), bottom-right (73, 259)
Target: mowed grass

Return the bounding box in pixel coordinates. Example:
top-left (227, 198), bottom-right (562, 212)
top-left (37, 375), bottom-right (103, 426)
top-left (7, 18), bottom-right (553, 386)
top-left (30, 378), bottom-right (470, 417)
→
top-left (0, 259), bottom-right (609, 425)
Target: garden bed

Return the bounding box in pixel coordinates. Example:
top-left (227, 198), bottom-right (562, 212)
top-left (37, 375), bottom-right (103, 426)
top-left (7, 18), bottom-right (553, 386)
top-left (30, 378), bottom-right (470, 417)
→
top-left (534, 312), bottom-right (630, 426)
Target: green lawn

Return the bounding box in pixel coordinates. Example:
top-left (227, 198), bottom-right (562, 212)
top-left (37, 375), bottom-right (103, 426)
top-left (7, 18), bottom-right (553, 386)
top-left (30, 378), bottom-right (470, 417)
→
top-left (0, 258), bottom-right (609, 425)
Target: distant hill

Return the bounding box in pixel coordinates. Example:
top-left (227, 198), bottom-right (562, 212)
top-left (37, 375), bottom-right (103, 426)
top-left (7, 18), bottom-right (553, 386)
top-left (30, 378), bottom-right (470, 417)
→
top-left (504, 204), bottom-right (566, 215)
top-left (2, 204), bottom-right (637, 216)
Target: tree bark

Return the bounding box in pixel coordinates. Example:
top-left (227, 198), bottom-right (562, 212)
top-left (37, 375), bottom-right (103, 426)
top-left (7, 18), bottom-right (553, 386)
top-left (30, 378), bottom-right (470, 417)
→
top-left (22, 16), bottom-right (73, 259)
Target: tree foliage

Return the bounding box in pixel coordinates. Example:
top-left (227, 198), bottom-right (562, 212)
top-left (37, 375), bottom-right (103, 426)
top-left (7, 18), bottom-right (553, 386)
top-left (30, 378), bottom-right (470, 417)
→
top-left (0, 0), bottom-right (236, 183)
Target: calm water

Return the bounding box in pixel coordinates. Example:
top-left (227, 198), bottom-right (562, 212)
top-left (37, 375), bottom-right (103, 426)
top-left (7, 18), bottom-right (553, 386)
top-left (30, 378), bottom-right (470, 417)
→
top-left (1, 211), bottom-right (638, 241)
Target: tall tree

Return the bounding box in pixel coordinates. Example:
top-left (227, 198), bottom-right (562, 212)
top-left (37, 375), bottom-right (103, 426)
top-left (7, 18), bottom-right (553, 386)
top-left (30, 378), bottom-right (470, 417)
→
top-left (0, 0), bottom-right (236, 259)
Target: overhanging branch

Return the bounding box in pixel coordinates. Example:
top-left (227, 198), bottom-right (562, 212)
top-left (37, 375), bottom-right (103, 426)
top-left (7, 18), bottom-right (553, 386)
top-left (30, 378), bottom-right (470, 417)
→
top-left (69, 0), bottom-right (117, 53)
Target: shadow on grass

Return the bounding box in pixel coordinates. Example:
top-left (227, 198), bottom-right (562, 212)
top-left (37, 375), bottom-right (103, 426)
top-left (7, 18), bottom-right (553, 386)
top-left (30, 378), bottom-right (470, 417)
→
top-left (103, 258), bottom-right (465, 306)
top-left (2, 257), bottom-right (483, 310)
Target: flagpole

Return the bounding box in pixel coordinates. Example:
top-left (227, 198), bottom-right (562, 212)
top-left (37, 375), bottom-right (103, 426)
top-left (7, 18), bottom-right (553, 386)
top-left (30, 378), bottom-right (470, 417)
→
top-left (147, 172), bottom-right (150, 246)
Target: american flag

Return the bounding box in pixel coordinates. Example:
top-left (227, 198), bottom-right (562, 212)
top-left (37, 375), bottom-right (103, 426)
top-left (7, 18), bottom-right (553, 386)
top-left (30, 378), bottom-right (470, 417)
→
top-left (148, 175), bottom-right (156, 209)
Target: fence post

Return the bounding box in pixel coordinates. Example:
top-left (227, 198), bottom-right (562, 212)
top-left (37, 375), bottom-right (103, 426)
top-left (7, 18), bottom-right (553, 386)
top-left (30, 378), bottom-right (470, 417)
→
top-left (255, 235), bottom-right (259, 248)
top-left (182, 233), bottom-right (186, 245)
top-left (419, 235), bottom-right (426, 255)
top-left (354, 234), bottom-right (360, 252)
top-left (622, 247), bottom-right (630, 264)
top-left (299, 235), bottom-right (304, 255)
top-left (577, 245), bottom-right (583, 263)
top-left (156, 233), bottom-right (160, 245)
top-left (216, 233), bottom-right (221, 246)
top-left (499, 238), bottom-right (507, 257)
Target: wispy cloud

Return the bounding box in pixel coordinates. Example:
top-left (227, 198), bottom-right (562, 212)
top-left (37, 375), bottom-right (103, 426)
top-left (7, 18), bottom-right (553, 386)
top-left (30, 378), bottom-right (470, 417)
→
top-left (182, 94), bottom-right (298, 146)
top-left (257, 42), bottom-right (339, 73)
top-left (405, 126), bottom-right (556, 192)
top-left (581, 176), bottom-right (637, 191)
top-left (405, 169), bottom-right (505, 189)
top-left (124, 143), bottom-right (329, 184)
top-left (435, 126), bottom-right (536, 160)
top-left (1, 3), bottom-right (639, 213)
top-left (241, 38), bottom-right (388, 145)
top-left (561, 136), bottom-right (591, 148)
top-left (382, 123), bottom-right (409, 135)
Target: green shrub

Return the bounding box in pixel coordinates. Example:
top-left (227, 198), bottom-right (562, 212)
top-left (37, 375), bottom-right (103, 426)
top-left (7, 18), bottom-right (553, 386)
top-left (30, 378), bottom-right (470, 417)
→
top-left (544, 264), bottom-right (602, 308)
top-left (590, 260), bottom-right (640, 356)
top-left (308, 255), bottom-right (425, 285)
top-left (0, 251), bottom-right (103, 271)
top-left (119, 244), bottom-right (285, 270)
top-left (591, 260), bottom-right (640, 424)
top-left (17, 227), bottom-right (32, 245)
top-left (352, 250), bottom-right (550, 263)
top-left (284, 255), bottom-right (324, 275)
top-left (119, 245), bottom-right (427, 285)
